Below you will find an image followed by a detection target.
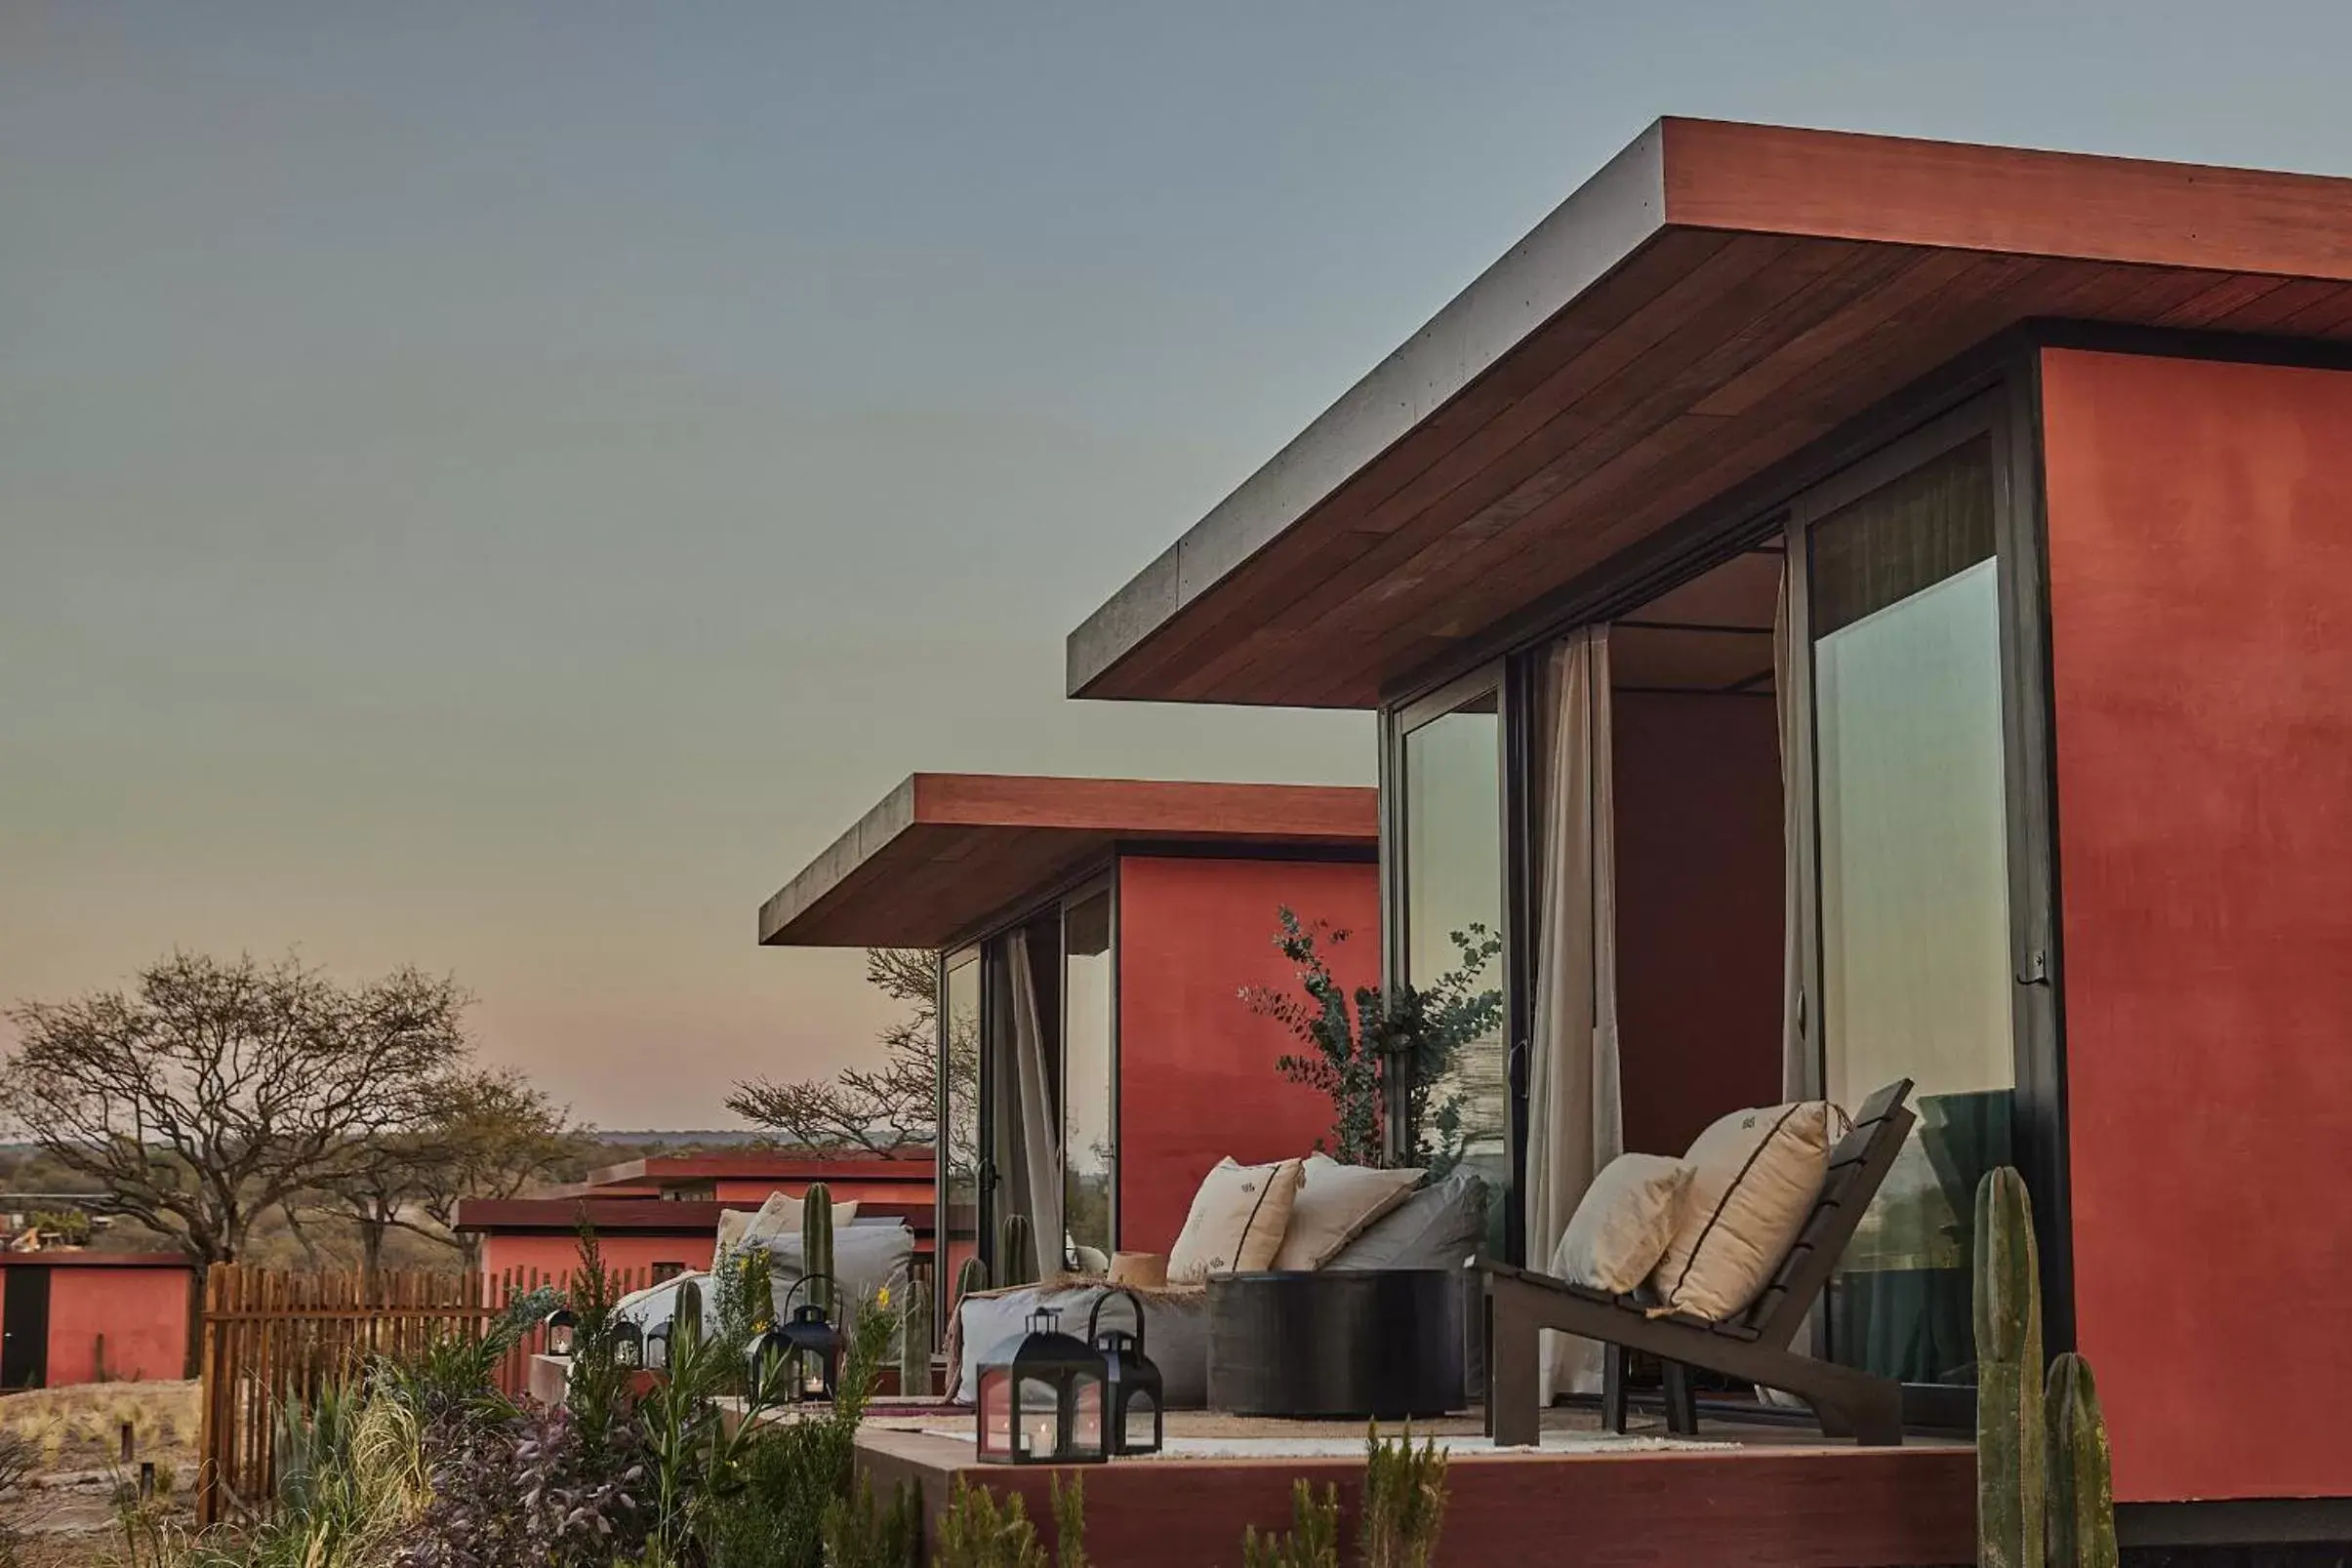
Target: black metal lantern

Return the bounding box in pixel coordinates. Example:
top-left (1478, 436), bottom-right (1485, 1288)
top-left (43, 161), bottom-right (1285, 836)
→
top-left (644, 1320), bottom-right (672, 1372)
top-left (543, 1307), bottom-right (578, 1357)
top-left (775, 1273), bottom-right (843, 1401)
top-left (610, 1316), bottom-right (643, 1369)
top-left (975, 1307), bottom-right (1108, 1465)
top-left (1088, 1289), bottom-right (1162, 1457)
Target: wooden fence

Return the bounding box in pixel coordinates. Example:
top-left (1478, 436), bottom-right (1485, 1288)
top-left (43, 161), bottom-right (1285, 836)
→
top-left (195, 1263), bottom-right (659, 1526)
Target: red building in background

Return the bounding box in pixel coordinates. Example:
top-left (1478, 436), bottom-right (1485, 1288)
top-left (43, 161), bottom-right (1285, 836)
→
top-left (756, 773), bottom-right (1380, 1341)
top-left (0, 1253), bottom-right (198, 1388)
top-left (454, 1149), bottom-right (935, 1286)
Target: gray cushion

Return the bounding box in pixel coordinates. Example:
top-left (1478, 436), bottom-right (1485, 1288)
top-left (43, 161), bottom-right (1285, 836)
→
top-left (755, 1223), bottom-right (919, 1362)
top-left (1325, 1169), bottom-right (1487, 1271)
top-left (955, 1286), bottom-right (1210, 1408)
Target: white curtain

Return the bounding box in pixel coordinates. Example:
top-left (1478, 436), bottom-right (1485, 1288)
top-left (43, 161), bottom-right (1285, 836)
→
top-left (1774, 561), bottom-right (1808, 1103)
top-left (1524, 625), bottom-right (1622, 1402)
top-left (1004, 930), bottom-right (1063, 1280)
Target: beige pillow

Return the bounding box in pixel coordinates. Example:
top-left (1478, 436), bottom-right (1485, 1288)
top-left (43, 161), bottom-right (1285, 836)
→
top-left (716, 1190), bottom-right (862, 1258)
top-left (1272, 1155), bottom-right (1424, 1271)
top-left (1649, 1101), bottom-right (1840, 1321)
top-left (1168, 1158), bottom-right (1305, 1282)
top-left (1552, 1153), bottom-right (1694, 1294)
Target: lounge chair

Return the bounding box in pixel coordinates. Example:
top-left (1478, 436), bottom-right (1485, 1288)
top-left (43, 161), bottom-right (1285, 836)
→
top-left (1481, 1078), bottom-right (1917, 1447)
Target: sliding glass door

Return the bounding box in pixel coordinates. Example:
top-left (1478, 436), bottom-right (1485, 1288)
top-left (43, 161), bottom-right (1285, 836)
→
top-left (937, 947), bottom-right (983, 1340)
top-left (1395, 675), bottom-right (1510, 1256)
top-left (1803, 428), bottom-right (2017, 1387)
top-left (1060, 885), bottom-right (1115, 1269)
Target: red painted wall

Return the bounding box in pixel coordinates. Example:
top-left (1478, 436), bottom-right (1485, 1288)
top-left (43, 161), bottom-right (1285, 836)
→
top-left (1115, 856), bottom-right (1381, 1257)
top-left (2042, 347), bottom-right (2352, 1504)
top-left (1611, 693), bottom-right (1788, 1155)
top-left (480, 1231), bottom-right (712, 1287)
top-left (42, 1266), bottom-right (194, 1385)
top-left (710, 1179), bottom-right (923, 1206)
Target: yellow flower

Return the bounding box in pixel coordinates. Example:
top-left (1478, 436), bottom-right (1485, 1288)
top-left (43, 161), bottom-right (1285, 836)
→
top-left (877, 1285), bottom-right (892, 1308)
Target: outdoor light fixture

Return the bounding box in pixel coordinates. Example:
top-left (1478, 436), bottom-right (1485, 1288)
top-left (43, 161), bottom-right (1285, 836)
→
top-left (543, 1308), bottom-right (578, 1357)
top-left (645, 1320), bottom-right (672, 1372)
top-left (777, 1274), bottom-right (844, 1401)
top-left (611, 1317), bottom-right (644, 1370)
top-left (1088, 1289), bottom-right (1162, 1457)
top-left (974, 1307), bottom-right (1108, 1466)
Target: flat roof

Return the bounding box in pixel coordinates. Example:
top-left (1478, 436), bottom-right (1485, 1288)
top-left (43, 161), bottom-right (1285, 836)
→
top-left (1068, 117), bottom-right (2352, 707)
top-left (757, 773), bottom-right (1378, 948)
top-left (579, 1152), bottom-right (936, 1188)
top-left (454, 1196), bottom-right (936, 1236)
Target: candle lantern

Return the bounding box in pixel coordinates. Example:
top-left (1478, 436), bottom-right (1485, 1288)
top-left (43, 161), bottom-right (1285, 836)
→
top-left (543, 1307), bottom-right (578, 1357)
top-left (1088, 1288), bottom-right (1163, 1457)
top-left (974, 1307), bottom-right (1108, 1466)
top-left (645, 1320), bottom-right (673, 1372)
top-left (777, 1273), bottom-right (844, 1401)
top-left (610, 1317), bottom-right (644, 1369)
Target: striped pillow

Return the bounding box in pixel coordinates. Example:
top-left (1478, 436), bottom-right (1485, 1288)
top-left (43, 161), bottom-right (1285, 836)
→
top-left (1168, 1158), bottom-right (1305, 1283)
top-left (1648, 1101), bottom-right (1839, 1321)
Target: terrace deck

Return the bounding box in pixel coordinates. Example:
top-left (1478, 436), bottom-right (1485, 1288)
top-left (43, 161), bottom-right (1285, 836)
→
top-left (855, 1406), bottom-right (1973, 1568)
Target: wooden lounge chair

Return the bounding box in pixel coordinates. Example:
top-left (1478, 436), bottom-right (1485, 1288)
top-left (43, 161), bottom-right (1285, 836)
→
top-left (1482, 1078), bottom-right (1917, 1447)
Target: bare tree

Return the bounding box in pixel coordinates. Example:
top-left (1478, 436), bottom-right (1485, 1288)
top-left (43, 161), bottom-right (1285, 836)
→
top-left (301, 1068), bottom-right (591, 1273)
top-left (0, 952), bottom-right (472, 1264)
top-left (726, 947), bottom-right (940, 1156)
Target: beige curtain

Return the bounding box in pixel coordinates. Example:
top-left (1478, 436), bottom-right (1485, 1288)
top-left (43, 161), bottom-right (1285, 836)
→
top-left (1004, 930), bottom-right (1063, 1280)
top-left (1524, 625), bottom-right (1622, 1402)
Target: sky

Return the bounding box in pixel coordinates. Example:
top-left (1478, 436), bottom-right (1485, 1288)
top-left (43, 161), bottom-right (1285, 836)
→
top-left (8, 1), bottom-right (2352, 1128)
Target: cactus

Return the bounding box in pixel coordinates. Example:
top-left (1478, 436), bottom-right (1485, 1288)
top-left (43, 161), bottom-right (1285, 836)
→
top-left (998, 1213), bottom-right (1037, 1288)
top-left (1974, 1166), bottom-right (2046, 1568)
top-left (899, 1274), bottom-right (930, 1396)
top-left (802, 1181), bottom-right (836, 1320)
top-left (955, 1254), bottom-right (987, 1305)
top-left (2046, 1352), bottom-right (2119, 1568)
top-left (672, 1277), bottom-right (704, 1357)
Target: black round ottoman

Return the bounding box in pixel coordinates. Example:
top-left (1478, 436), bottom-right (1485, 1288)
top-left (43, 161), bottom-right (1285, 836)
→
top-left (1206, 1268), bottom-right (1466, 1420)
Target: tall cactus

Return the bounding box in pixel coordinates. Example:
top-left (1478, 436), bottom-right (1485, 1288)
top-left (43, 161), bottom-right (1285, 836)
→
top-left (1974, 1166), bottom-right (2046, 1568)
top-left (899, 1274), bottom-right (931, 1396)
top-left (998, 1213), bottom-right (1037, 1288)
top-left (955, 1254), bottom-right (987, 1305)
top-left (803, 1181), bottom-right (836, 1321)
top-left (2046, 1352), bottom-right (2119, 1568)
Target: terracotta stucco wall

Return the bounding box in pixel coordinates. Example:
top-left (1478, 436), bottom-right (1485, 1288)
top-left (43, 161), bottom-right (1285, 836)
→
top-left (25, 1266), bottom-right (194, 1385)
top-left (1115, 856), bottom-right (1381, 1258)
top-left (2042, 346), bottom-right (2352, 1504)
top-left (479, 1231), bottom-right (712, 1286)
top-left (1612, 692), bottom-right (1787, 1155)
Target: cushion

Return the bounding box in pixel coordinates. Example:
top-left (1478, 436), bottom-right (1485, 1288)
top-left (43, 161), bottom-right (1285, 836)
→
top-left (954, 1284), bottom-right (1211, 1407)
top-left (1272, 1156), bottom-right (1425, 1271)
top-left (1650, 1101), bottom-right (1840, 1322)
top-left (1323, 1168), bottom-right (1487, 1272)
top-left (1167, 1158), bottom-right (1304, 1283)
top-left (755, 1222), bottom-right (919, 1363)
top-left (1552, 1153), bottom-right (1693, 1294)
top-left (716, 1189), bottom-right (863, 1258)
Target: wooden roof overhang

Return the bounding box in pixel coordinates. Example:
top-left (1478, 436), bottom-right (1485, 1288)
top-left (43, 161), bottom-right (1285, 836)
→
top-left (757, 773), bottom-right (1379, 949)
top-left (1067, 117), bottom-right (2352, 709)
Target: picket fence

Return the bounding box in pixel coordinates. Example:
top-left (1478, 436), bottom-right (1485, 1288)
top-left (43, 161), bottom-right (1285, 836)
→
top-left (195, 1262), bottom-right (659, 1526)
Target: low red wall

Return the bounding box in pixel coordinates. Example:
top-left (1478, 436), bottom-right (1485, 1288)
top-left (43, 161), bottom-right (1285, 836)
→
top-left (479, 1231), bottom-right (712, 1287)
top-left (2042, 347), bottom-right (2352, 1503)
top-left (1115, 854), bottom-right (1381, 1257)
top-left (1612, 692), bottom-right (1787, 1154)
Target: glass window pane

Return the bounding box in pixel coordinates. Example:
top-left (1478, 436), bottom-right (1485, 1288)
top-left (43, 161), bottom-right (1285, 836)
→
top-left (1062, 890), bottom-right (1115, 1269)
top-left (1810, 436), bottom-right (2013, 1386)
top-left (940, 952), bottom-right (983, 1336)
top-left (1400, 691), bottom-right (1507, 1254)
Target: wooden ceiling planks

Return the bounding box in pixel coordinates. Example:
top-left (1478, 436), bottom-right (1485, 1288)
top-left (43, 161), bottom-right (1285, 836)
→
top-left (757, 775), bottom-right (1377, 949)
top-left (1070, 119), bottom-right (2352, 708)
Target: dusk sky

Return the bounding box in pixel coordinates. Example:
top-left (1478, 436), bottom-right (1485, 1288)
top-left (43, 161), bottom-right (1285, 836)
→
top-left (8, 1), bottom-right (2351, 1128)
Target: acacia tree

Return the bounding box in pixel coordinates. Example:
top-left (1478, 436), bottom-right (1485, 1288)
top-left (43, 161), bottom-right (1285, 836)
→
top-left (725, 947), bottom-right (940, 1156)
top-left (303, 1067), bottom-right (591, 1272)
top-left (0, 951), bottom-right (472, 1264)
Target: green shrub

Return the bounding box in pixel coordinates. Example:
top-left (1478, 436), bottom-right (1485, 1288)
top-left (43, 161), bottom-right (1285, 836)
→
top-left (932, 1477), bottom-right (1045, 1568)
top-left (821, 1472), bottom-right (923, 1568)
top-left (1240, 1478), bottom-right (1340, 1568)
top-left (1361, 1426), bottom-right (1448, 1568)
